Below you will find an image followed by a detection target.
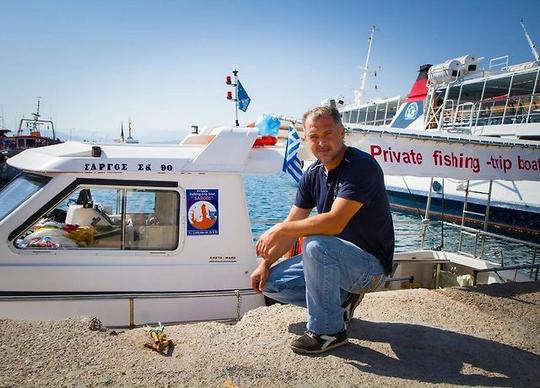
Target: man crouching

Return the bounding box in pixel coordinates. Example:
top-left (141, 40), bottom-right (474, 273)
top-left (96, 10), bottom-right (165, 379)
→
top-left (250, 106), bottom-right (394, 354)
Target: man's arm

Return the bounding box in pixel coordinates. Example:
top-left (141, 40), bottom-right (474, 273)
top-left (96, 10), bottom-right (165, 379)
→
top-left (273, 197), bottom-right (363, 237)
top-left (251, 205), bottom-right (310, 293)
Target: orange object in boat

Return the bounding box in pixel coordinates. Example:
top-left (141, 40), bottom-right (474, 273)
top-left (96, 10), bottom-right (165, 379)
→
top-left (287, 237), bottom-right (304, 258)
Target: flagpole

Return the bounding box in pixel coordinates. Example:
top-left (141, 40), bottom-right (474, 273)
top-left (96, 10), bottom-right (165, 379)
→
top-left (233, 69), bottom-right (239, 126)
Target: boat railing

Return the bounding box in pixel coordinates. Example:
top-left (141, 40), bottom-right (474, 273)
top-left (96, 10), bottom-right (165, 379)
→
top-left (440, 92), bottom-right (540, 130)
top-left (421, 218), bottom-right (540, 281)
top-left (441, 99), bottom-right (455, 126)
top-left (450, 102), bottom-right (475, 132)
top-left (488, 55), bottom-right (509, 71)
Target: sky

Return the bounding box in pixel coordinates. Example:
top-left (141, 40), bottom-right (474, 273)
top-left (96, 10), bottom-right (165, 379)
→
top-left (1, 0), bottom-right (539, 143)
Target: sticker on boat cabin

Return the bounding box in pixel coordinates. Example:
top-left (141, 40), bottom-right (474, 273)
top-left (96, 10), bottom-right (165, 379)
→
top-left (186, 189), bottom-right (219, 236)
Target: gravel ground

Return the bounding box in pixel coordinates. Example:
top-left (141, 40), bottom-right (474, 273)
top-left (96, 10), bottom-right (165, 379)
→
top-left (1, 282), bottom-right (538, 387)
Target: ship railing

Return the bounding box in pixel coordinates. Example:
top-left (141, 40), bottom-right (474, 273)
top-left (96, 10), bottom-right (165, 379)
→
top-left (440, 93), bottom-right (540, 130)
top-left (472, 92), bottom-right (540, 128)
top-left (441, 100), bottom-right (455, 126)
top-left (425, 101), bottom-right (442, 129)
top-left (488, 55), bottom-right (509, 71)
top-left (448, 102), bottom-right (475, 132)
top-left (421, 218), bottom-right (540, 282)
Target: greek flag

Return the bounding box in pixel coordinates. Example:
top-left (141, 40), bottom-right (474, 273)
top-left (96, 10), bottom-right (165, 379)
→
top-left (237, 80), bottom-right (251, 112)
top-left (282, 125), bottom-right (303, 183)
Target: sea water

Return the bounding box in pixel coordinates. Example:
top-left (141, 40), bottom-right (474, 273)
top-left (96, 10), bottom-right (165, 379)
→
top-left (244, 173), bottom-right (538, 269)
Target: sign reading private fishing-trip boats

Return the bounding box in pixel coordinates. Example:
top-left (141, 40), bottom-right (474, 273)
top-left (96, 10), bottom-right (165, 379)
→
top-left (349, 128), bottom-right (540, 181)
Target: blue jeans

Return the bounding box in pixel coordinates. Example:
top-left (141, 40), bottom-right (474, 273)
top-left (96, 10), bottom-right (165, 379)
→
top-left (263, 235), bottom-right (385, 335)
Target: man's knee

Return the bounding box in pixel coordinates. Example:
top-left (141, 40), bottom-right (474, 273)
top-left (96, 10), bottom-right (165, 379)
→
top-left (302, 235), bottom-right (334, 262)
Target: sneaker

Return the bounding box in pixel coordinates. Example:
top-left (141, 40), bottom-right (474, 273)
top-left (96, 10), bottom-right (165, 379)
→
top-left (342, 292), bottom-right (365, 322)
top-left (290, 330), bottom-right (348, 354)
top-left (343, 274), bottom-right (384, 322)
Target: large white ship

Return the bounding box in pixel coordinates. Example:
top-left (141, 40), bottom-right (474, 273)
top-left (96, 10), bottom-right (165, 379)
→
top-left (335, 23), bottom-right (540, 238)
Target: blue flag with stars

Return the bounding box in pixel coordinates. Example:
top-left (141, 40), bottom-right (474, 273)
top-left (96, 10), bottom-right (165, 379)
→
top-left (237, 80), bottom-right (251, 112)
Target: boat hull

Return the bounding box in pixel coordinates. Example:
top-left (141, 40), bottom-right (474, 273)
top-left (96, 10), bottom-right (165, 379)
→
top-left (388, 190), bottom-right (540, 237)
top-left (0, 290), bottom-right (263, 327)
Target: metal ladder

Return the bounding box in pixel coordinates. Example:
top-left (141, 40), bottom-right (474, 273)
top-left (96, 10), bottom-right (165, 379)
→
top-left (457, 180), bottom-right (493, 258)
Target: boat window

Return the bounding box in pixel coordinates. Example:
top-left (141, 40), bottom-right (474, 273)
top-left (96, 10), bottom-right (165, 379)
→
top-left (509, 71), bottom-right (536, 97)
top-left (385, 100), bottom-right (399, 124)
top-left (15, 186), bottom-right (179, 251)
top-left (349, 109), bottom-right (359, 124)
top-left (483, 77), bottom-right (511, 100)
top-left (0, 174), bottom-right (49, 222)
top-left (358, 107), bottom-right (367, 124)
top-left (477, 77), bottom-right (512, 125)
top-left (457, 83), bottom-right (484, 104)
top-left (530, 95), bottom-right (540, 123)
top-left (375, 103), bottom-right (387, 125)
top-left (366, 105), bottom-right (376, 124)
top-left (342, 110), bottom-right (351, 123)
top-left (447, 86), bottom-right (461, 102)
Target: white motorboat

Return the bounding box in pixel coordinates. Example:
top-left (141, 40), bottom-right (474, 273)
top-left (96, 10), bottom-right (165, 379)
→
top-left (0, 127), bottom-right (280, 327)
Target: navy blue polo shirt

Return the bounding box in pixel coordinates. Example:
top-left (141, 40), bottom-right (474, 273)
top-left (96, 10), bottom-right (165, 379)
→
top-left (295, 147), bottom-right (394, 275)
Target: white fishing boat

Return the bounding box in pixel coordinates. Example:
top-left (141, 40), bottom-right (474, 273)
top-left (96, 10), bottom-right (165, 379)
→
top-left (0, 127), bottom-right (280, 327)
top-left (0, 125), bottom-right (538, 327)
top-left (335, 22), bottom-right (540, 237)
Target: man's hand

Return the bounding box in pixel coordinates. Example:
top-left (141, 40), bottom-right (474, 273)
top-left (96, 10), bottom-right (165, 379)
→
top-left (256, 223), bottom-right (297, 262)
top-left (256, 223), bottom-right (279, 259)
top-left (250, 260), bottom-right (270, 293)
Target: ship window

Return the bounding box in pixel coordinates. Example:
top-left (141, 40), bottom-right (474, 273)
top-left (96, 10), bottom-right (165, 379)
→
top-left (366, 105), bottom-right (376, 123)
top-left (0, 174), bottom-right (50, 222)
top-left (447, 86), bottom-right (461, 103)
top-left (457, 83), bottom-right (484, 103)
top-left (504, 72), bottom-right (539, 124)
top-left (385, 100), bottom-right (399, 124)
top-left (342, 110), bottom-right (351, 123)
top-left (349, 109), bottom-right (359, 123)
top-left (483, 77), bottom-right (511, 100)
top-left (509, 71), bottom-right (536, 96)
top-left (15, 186), bottom-right (179, 251)
top-left (478, 77), bottom-right (512, 125)
top-left (357, 107), bottom-right (367, 124)
top-left (375, 104), bottom-right (386, 124)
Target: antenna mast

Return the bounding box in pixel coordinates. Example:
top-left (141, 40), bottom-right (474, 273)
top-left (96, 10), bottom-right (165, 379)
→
top-left (355, 25), bottom-right (376, 106)
top-left (520, 18), bottom-right (540, 61)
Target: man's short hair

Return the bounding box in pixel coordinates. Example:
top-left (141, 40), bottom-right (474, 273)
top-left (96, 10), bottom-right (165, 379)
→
top-left (302, 106), bottom-right (343, 129)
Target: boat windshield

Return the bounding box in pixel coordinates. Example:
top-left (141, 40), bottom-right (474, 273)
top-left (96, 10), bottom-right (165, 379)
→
top-left (0, 174), bottom-right (50, 222)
